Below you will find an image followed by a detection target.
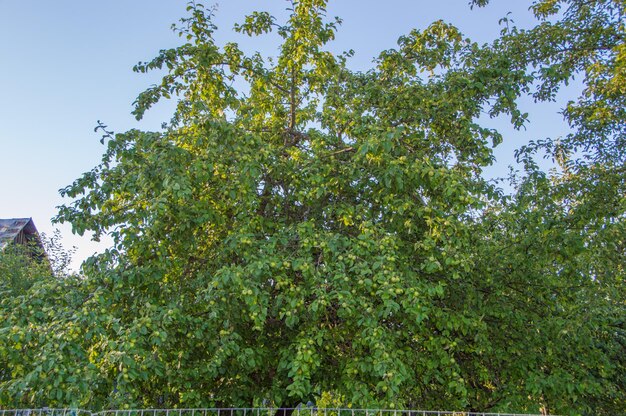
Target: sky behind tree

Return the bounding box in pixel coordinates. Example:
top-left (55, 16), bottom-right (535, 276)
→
top-left (0, 1), bottom-right (576, 270)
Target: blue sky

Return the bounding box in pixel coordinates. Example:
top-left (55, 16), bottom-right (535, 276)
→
top-left (0, 1), bottom-right (574, 270)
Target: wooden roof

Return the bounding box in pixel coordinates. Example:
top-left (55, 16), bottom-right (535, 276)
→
top-left (0, 218), bottom-right (41, 250)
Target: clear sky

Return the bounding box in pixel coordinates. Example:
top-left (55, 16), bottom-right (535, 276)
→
top-left (0, 1), bottom-right (574, 270)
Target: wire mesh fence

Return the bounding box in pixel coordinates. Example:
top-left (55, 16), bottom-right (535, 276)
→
top-left (0, 408), bottom-right (552, 416)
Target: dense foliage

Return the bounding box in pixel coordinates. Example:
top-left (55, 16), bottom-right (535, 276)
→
top-left (1, 1), bottom-right (623, 414)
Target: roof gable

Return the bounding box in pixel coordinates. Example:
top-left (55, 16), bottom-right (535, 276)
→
top-left (0, 218), bottom-right (41, 250)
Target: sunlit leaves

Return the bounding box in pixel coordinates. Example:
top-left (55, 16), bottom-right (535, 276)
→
top-left (1, 1), bottom-right (624, 414)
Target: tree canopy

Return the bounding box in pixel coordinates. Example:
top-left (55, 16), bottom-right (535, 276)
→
top-left (1, 1), bottom-right (624, 414)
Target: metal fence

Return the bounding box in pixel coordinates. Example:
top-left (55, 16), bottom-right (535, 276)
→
top-left (0, 408), bottom-right (553, 416)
